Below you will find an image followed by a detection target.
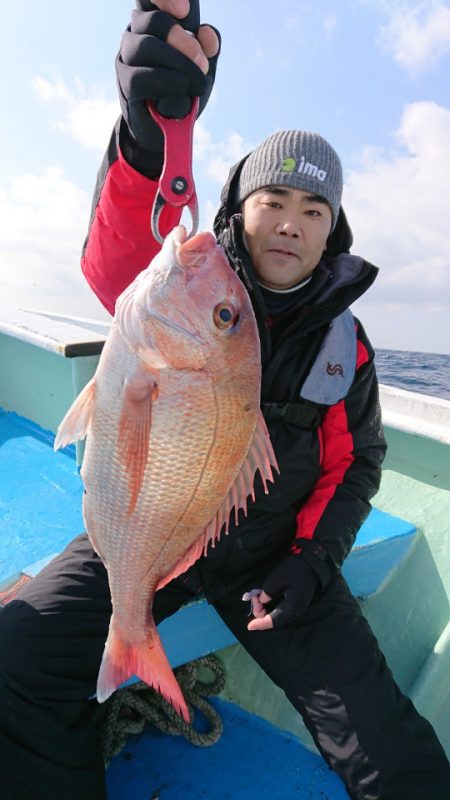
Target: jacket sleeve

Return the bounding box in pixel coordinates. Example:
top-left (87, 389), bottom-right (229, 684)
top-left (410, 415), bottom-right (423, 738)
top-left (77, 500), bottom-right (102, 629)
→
top-left (81, 119), bottom-right (181, 315)
top-left (291, 320), bottom-right (387, 584)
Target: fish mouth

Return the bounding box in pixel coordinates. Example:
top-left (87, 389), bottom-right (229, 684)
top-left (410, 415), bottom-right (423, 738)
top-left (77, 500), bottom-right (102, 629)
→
top-left (148, 311), bottom-right (202, 343)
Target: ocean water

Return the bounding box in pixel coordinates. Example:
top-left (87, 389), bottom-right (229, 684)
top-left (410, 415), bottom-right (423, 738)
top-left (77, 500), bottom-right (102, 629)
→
top-left (375, 349), bottom-right (450, 402)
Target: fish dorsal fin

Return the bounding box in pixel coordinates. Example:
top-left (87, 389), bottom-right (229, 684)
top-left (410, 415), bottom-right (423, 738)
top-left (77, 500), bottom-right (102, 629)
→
top-left (117, 367), bottom-right (158, 516)
top-left (54, 377), bottom-right (96, 451)
top-left (156, 410), bottom-right (278, 592)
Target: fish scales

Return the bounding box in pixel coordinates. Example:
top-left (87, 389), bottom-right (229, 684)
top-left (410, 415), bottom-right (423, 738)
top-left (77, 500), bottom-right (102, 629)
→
top-left (55, 226), bottom-right (278, 719)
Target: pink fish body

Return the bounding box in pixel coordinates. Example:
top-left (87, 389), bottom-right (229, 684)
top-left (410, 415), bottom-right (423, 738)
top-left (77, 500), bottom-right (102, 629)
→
top-left (55, 226), bottom-right (278, 720)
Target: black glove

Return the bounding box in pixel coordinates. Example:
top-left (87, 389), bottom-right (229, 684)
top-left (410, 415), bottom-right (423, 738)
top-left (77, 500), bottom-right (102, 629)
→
top-left (245, 555), bottom-right (320, 630)
top-left (116, 0), bottom-right (221, 177)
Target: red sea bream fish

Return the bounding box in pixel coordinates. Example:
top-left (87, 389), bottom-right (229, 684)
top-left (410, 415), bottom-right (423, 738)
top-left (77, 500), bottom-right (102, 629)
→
top-left (54, 226), bottom-right (278, 720)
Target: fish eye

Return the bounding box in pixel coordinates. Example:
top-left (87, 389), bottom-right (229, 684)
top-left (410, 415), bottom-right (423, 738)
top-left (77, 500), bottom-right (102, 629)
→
top-left (213, 302), bottom-right (239, 330)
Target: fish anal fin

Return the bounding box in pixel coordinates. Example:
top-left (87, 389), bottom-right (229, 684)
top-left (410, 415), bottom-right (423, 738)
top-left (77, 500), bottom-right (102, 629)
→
top-left (117, 368), bottom-right (158, 516)
top-left (204, 409), bottom-right (279, 552)
top-left (156, 534), bottom-right (208, 592)
top-left (96, 616), bottom-right (189, 722)
top-left (54, 377), bottom-right (96, 451)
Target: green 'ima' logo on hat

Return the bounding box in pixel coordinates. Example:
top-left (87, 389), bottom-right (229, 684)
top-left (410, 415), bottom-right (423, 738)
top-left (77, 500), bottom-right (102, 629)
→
top-left (280, 155), bottom-right (328, 181)
top-left (282, 157), bottom-right (296, 173)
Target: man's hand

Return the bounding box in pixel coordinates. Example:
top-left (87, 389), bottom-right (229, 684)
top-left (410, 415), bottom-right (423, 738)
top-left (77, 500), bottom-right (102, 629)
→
top-left (116, 0), bottom-right (220, 175)
top-left (244, 555), bottom-right (320, 631)
top-left (152, 0), bottom-right (219, 75)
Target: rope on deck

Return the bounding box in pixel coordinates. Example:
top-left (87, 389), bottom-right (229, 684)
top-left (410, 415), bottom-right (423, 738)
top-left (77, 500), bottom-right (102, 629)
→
top-left (96, 654), bottom-right (226, 767)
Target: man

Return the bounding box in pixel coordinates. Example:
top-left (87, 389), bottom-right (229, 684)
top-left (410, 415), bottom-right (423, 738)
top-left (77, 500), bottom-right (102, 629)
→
top-left (0, 2), bottom-right (449, 799)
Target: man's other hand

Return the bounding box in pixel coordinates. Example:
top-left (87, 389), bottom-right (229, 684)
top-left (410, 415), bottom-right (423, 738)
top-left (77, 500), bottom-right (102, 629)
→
top-left (244, 555), bottom-right (320, 631)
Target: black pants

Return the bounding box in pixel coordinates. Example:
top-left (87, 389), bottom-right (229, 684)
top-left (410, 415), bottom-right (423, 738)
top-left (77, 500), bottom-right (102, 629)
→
top-left (0, 534), bottom-right (449, 800)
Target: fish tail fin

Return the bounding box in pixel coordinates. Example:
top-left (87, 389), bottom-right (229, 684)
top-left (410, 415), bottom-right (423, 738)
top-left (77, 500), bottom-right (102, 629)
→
top-left (96, 616), bottom-right (189, 722)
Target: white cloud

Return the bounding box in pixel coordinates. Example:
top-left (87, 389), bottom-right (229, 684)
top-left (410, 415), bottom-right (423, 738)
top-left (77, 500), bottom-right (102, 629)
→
top-left (378, 1), bottom-right (450, 74)
top-left (193, 123), bottom-right (255, 232)
top-left (344, 100), bottom-right (450, 312)
top-left (32, 76), bottom-right (119, 152)
top-left (32, 76), bottom-right (72, 102)
top-left (0, 168), bottom-right (108, 319)
top-left (194, 121), bottom-right (254, 184)
top-left (351, 299), bottom-right (450, 353)
top-left (285, 14), bottom-right (302, 30)
top-left (197, 198), bottom-right (219, 233)
top-left (0, 75), bottom-right (119, 317)
top-left (323, 14), bottom-right (337, 38)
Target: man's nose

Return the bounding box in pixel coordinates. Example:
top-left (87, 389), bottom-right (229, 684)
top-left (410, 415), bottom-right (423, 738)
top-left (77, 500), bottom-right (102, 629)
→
top-left (275, 217), bottom-right (301, 237)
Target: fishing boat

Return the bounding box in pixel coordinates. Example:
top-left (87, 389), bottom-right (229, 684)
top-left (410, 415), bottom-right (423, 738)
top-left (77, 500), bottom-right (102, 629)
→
top-left (1, 304), bottom-right (449, 800)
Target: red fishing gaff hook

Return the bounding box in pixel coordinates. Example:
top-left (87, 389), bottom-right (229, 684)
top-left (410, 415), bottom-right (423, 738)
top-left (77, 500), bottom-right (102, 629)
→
top-left (147, 96), bottom-right (200, 245)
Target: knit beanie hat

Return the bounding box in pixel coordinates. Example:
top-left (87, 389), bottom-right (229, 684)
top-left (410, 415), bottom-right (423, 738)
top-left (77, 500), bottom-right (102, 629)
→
top-left (236, 130), bottom-right (343, 231)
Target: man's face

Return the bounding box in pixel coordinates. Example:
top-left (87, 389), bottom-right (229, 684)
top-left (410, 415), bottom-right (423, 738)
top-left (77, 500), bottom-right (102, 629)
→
top-left (241, 186), bottom-right (333, 290)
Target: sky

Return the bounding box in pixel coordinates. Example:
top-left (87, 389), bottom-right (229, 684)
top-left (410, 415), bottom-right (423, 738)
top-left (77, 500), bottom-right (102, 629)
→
top-left (0, 0), bottom-right (450, 354)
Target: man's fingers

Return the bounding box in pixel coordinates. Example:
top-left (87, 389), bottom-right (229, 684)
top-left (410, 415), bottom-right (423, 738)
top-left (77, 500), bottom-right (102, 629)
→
top-left (250, 596), bottom-right (266, 618)
top-left (250, 590), bottom-right (273, 616)
top-left (197, 25), bottom-right (220, 58)
top-left (140, 4), bottom-right (219, 73)
top-left (247, 614), bottom-right (275, 631)
top-left (151, 0), bottom-right (190, 18)
top-left (167, 24), bottom-right (209, 73)
top-left (246, 590), bottom-right (275, 630)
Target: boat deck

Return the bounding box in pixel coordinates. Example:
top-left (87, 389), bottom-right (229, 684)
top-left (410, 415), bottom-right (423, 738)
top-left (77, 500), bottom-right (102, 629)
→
top-left (0, 411), bottom-right (83, 582)
top-left (106, 697), bottom-right (348, 800)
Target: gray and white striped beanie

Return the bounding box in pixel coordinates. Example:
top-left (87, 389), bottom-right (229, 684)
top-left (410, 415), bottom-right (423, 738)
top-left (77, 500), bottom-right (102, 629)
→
top-left (236, 130), bottom-right (343, 231)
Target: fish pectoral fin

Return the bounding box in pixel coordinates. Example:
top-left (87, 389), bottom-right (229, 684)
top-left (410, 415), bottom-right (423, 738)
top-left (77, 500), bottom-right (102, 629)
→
top-left (54, 377), bottom-right (96, 450)
top-left (118, 368), bottom-right (158, 515)
top-left (204, 409), bottom-right (279, 550)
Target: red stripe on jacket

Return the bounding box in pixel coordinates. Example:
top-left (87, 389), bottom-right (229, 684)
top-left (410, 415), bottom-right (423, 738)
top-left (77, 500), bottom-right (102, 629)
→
top-left (295, 328), bottom-right (370, 541)
top-left (356, 330), bottom-right (369, 370)
top-left (81, 148), bottom-right (181, 315)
